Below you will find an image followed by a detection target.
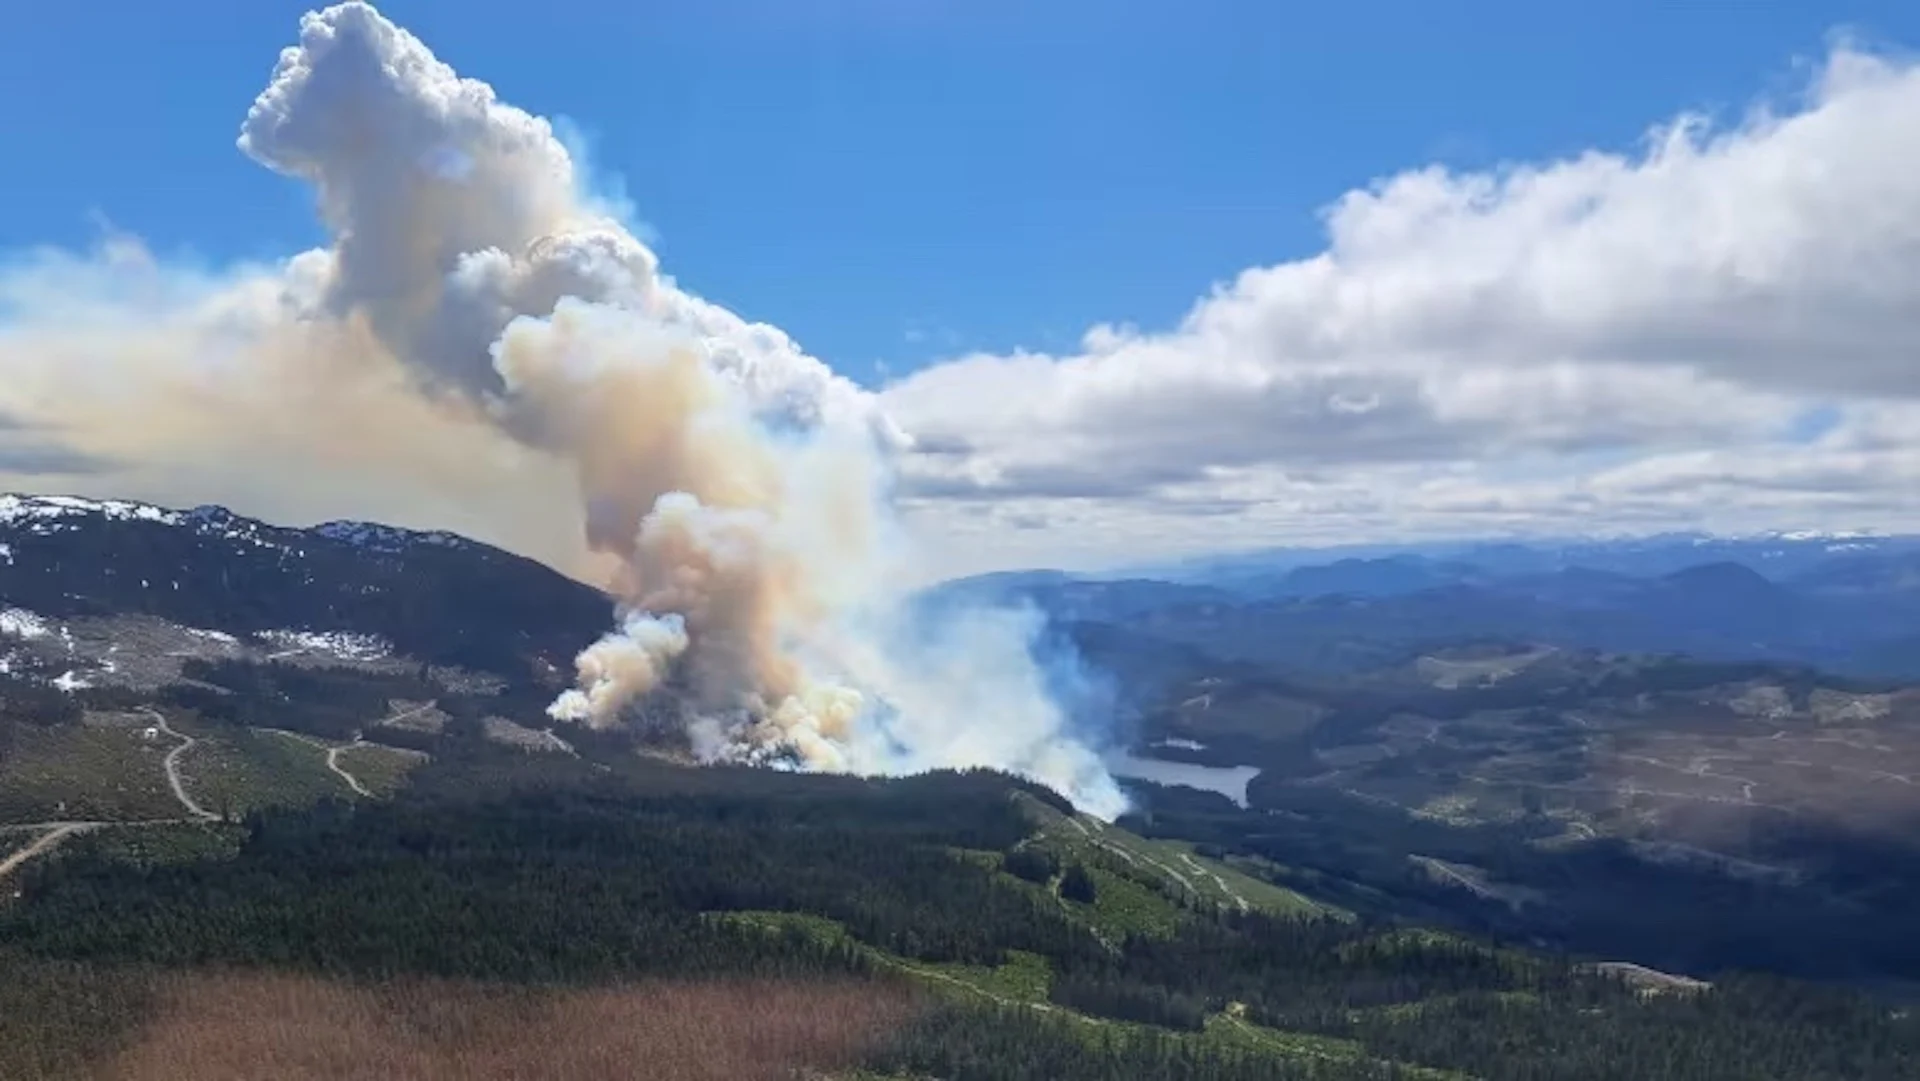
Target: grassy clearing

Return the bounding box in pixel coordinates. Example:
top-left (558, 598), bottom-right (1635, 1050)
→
top-left (0, 720), bottom-right (180, 824)
top-left (1219, 851), bottom-right (1355, 916)
top-left (1204, 1007), bottom-right (1368, 1063)
top-left (333, 743), bottom-right (425, 797)
top-left (1101, 827), bottom-right (1326, 917)
top-left (912, 950), bottom-right (1053, 1004)
top-left (1014, 794), bottom-right (1325, 922)
top-left (1071, 864), bottom-right (1185, 938)
top-left (715, 910), bottom-right (1055, 1005)
top-left (74, 822), bottom-right (245, 868)
top-left (713, 910), bottom-right (858, 950)
top-left (1203, 1009), bottom-right (1469, 1080)
top-left (1197, 850), bottom-right (1331, 917)
top-left (946, 837), bottom-right (1186, 940)
top-left (179, 724), bottom-right (352, 816)
top-left (712, 910), bottom-right (1447, 1075)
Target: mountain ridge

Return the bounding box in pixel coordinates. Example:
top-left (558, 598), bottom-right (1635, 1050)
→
top-left (0, 493), bottom-right (609, 677)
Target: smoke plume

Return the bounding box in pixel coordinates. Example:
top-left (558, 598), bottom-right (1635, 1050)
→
top-left (0, 3), bottom-right (1126, 816)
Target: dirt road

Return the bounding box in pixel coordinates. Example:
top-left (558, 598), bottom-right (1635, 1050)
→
top-left (0, 822), bottom-right (96, 883)
top-left (141, 708), bottom-right (219, 820)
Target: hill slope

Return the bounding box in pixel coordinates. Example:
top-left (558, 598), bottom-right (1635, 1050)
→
top-left (0, 494), bottom-right (608, 676)
top-left (7, 751), bottom-right (1917, 1081)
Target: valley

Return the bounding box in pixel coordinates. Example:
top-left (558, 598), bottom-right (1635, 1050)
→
top-left (4, 496), bottom-right (1920, 1077)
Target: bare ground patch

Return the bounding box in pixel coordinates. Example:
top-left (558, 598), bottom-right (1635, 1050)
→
top-left (482, 716), bottom-right (573, 753)
top-left (102, 970), bottom-right (916, 1081)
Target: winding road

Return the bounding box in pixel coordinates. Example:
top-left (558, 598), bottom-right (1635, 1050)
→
top-left (327, 745), bottom-right (374, 797)
top-left (265, 728), bottom-right (375, 797)
top-left (263, 702), bottom-right (438, 798)
top-left (2, 707), bottom-right (226, 882)
top-left (141, 708), bottom-right (219, 821)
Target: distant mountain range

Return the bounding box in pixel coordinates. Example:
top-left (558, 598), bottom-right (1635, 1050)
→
top-left (8, 492), bottom-right (1918, 694)
top-left (1137, 532), bottom-right (1920, 594)
top-left (940, 534), bottom-right (1920, 680)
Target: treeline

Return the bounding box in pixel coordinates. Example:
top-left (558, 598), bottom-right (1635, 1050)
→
top-left (0, 672), bottom-right (158, 729)
top-left (3, 753), bottom-right (1918, 1079)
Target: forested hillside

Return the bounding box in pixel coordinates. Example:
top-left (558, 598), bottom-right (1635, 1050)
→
top-left (4, 742), bottom-right (1916, 1080)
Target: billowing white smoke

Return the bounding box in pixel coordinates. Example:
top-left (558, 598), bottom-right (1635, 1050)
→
top-left (227, 3), bottom-right (1126, 817)
top-left (550, 611), bottom-right (689, 727)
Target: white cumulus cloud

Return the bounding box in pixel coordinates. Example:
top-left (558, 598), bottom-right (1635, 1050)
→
top-left (880, 44), bottom-right (1920, 575)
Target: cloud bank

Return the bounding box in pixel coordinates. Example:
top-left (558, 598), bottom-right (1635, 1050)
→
top-left (877, 45), bottom-right (1920, 573)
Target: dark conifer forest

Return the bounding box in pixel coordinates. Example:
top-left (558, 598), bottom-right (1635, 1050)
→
top-left (4, 740), bottom-right (1917, 1080)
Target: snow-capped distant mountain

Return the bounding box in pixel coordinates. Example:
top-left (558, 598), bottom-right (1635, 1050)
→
top-left (0, 495), bottom-right (475, 556)
top-left (0, 494), bottom-right (608, 677)
top-left (0, 494), bottom-right (185, 528)
top-left (313, 519), bottom-right (469, 553)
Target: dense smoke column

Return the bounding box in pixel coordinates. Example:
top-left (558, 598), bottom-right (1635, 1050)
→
top-left (54, 1), bottom-right (1133, 817)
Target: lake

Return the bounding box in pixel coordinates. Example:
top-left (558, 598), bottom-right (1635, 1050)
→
top-left (1106, 751), bottom-right (1261, 808)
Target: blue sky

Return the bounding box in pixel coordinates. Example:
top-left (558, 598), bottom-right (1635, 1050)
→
top-left (4, 1), bottom-right (1920, 578)
top-left (5, 0), bottom-right (1916, 387)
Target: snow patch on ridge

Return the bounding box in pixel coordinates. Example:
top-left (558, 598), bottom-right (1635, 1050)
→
top-left (260, 629), bottom-right (390, 661)
top-left (315, 520), bottom-right (465, 552)
top-left (0, 494), bottom-right (182, 528)
top-left (51, 670), bottom-right (91, 693)
top-left (0, 608), bottom-right (49, 640)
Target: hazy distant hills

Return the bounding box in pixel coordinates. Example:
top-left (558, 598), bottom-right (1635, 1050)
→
top-left (1038, 541), bottom-right (1920, 988)
top-left (950, 535), bottom-right (1920, 680)
top-left (1147, 532), bottom-right (1920, 590)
